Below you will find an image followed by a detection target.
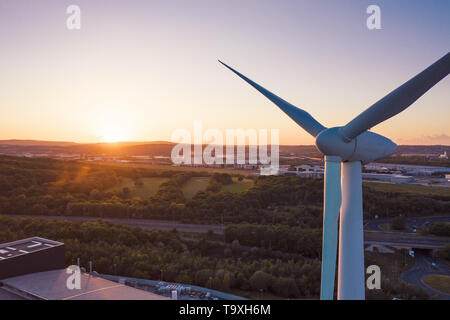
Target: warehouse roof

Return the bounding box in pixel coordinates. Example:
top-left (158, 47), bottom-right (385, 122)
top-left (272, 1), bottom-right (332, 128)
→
top-left (1, 269), bottom-right (169, 300)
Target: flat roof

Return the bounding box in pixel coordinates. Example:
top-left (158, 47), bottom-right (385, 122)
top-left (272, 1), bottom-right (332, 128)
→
top-left (1, 269), bottom-right (169, 300)
top-left (0, 237), bottom-right (63, 260)
top-left (0, 288), bottom-right (26, 300)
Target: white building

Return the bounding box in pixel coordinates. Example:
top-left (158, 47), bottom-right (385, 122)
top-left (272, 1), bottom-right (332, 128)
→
top-left (365, 163), bottom-right (450, 176)
top-left (362, 173), bottom-right (414, 184)
top-left (290, 165), bottom-right (324, 178)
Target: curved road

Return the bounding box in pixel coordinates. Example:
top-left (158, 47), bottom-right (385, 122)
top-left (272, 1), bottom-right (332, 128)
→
top-left (399, 252), bottom-right (450, 299)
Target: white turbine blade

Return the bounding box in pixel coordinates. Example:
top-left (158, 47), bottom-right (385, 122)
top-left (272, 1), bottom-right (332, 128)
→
top-left (219, 60), bottom-right (326, 137)
top-left (341, 52), bottom-right (450, 141)
top-left (320, 156), bottom-right (341, 300)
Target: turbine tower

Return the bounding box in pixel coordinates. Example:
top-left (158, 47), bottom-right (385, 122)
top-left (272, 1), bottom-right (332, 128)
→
top-left (219, 52), bottom-right (450, 300)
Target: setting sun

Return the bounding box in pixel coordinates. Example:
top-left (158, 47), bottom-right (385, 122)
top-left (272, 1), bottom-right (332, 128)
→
top-left (97, 111), bottom-right (133, 143)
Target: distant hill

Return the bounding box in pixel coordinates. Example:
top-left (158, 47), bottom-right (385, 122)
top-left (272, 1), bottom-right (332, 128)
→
top-left (0, 140), bottom-right (77, 146)
top-left (0, 139), bottom-right (173, 147)
top-left (0, 140), bottom-right (448, 158)
top-left (395, 145), bottom-right (450, 155)
top-left (0, 140), bottom-right (176, 156)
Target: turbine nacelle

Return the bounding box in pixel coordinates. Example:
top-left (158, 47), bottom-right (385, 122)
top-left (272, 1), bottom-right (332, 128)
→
top-left (315, 127), bottom-right (397, 164)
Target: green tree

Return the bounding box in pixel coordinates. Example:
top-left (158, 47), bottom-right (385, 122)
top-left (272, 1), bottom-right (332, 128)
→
top-left (231, 239), bottom-right (240, 252)
top-left (195, 269), bottom-right (214, 286)
top-left (249, 270), bottom-right (272, 292)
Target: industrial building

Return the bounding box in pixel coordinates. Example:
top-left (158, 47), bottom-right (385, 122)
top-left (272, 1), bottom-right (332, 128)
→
top-left (0, 237), bottom-right (168, 300)
top-left (1, 269), bottom-right (168, 300)
top-left (278, 164), bottom-right (414, 183)
top-left (0, 237), bottom-right (65, 280)
top-left (361, 173), bottom-right (414, 184)
top-left (364, 163), bottom-right (450, 176)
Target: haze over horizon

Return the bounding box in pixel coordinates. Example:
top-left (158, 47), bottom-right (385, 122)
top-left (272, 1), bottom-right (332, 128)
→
top-left (0, 0), bottom-right (449, 145)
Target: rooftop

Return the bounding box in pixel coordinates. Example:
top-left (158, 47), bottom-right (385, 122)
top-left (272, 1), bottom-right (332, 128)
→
top-left (0, 237), bottom-right (63, 261)
top-left (1, 269), bottom-right (169, 300)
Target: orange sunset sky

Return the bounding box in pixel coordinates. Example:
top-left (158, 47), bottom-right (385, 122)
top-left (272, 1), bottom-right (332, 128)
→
top-left (0, 0), bottom-right (448, 145)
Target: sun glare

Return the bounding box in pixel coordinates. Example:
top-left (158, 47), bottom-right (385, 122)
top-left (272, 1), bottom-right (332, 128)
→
top-left (97, 112), bottom-right (133, 143)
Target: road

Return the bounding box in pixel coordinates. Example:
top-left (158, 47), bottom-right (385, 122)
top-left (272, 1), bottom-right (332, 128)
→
top-left (365, 216), bottom-right (450, 232)
top-left (399, 252), bottom-right (450, 299)
top-left (8, 215), bottom-right (225, 234)
top-left (365, 233), bottom-right (450, 249)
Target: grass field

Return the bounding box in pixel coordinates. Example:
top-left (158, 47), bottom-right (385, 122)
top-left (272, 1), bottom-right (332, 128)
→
top-left (221, 177), bottom-right (254, 193)
top-left (109, 177), bottom-right (169, 198)
top-left (422, 274), bottom-right (450, 295)
top-left (181, 177), bottom-right (210, 199)
top-left (365, 182), bottom-right (450, 197)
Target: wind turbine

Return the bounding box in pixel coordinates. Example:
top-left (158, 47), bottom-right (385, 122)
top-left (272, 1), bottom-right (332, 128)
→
top-left (219, 52), bottom-right (450, 300)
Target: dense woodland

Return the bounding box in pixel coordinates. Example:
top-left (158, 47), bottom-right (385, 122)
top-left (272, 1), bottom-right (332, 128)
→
top-left (0, 156), bottom-right (449, 226)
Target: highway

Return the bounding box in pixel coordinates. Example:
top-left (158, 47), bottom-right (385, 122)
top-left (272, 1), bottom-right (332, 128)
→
top-left (8, 215), bottom-right (225, 234)
top-left (365, 233), bottom-right (450, 249)
top-left (365, 216), bottom-right (450, 232)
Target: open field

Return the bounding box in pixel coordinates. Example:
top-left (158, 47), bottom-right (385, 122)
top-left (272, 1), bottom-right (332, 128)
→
top-left (182, 177), bottom-right (210, 199)
top-left (365, 182), bottom-right (450, 197)
top-left (108, 177), bottom-right (169, 198)
top-left (221, 177), bottom-right (254, 193)
top-left (181, 176), bottom-right (255, 199)
top-left (422, 275), bottom-right (450, 295)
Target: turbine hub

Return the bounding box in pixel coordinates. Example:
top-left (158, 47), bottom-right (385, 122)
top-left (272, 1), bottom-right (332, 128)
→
top-left (315, 127), bottom-right (397, 163)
